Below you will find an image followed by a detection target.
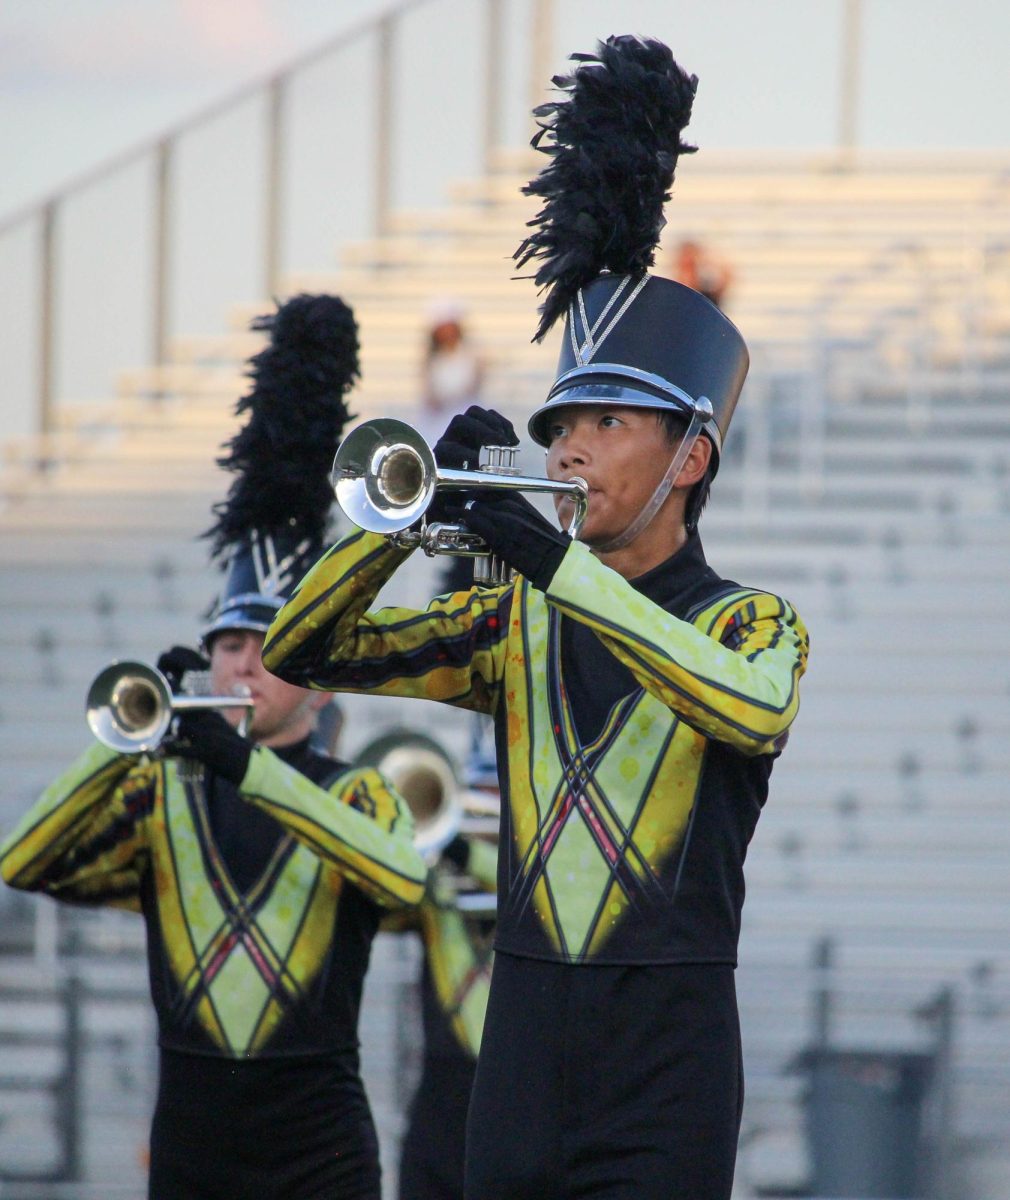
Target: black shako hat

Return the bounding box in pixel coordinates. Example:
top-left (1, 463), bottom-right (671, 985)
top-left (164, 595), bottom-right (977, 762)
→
top-left (203, 527), bottom-right (318, 641)
top-left (202, 293), bottom-right (359, 645)
top-left (527, 273), bottom-right (748, 462)
top-left (515, 35), bottom-right (749, 467)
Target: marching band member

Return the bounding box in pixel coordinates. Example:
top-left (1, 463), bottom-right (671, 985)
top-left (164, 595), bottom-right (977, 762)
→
top-left (394, 828), bottom-right (496, 1200)
top-left (1, 295), bottom-right (425, 1200)
top-left (384, 723), bottom-right (498, 1200)
top-left (264, 37), bottom-right (809, 1200)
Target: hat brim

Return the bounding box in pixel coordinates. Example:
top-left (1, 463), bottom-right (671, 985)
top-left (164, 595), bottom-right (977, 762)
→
top-left (202, 594), bottom-right (284, 646)
top-left (527, 365), bottom-right (722, 456)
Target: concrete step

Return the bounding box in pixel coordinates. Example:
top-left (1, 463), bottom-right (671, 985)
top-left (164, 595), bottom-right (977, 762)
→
top-left (754, 808), bottom-right (1010, 857)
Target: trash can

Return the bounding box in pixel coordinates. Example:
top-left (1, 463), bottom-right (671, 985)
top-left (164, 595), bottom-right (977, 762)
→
top-left (794, 1048), bottom-right (934, 1198)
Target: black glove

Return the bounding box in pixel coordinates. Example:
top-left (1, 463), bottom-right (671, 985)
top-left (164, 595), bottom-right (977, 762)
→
top-left (441, 833), bottom-right (471, 871)
top-left (459, 491), bottom-right (571, 591)
top-left (156, 645), bottom-right (210, 690)
top-left (162, 709), bottom-right (251, 786)
top-left (432, 406), bottom-right (519, 472)
top-left (428, 406), bottom-right (519, 526)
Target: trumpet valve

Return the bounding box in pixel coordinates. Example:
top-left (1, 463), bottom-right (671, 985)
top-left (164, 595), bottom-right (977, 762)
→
top-left (480, 445), bottom-right (520, 475)
top-left (471, 445), bottom-right (521, 583)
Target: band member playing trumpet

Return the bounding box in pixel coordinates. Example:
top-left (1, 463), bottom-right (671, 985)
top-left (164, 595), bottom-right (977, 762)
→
top-left (0, 295), bottom-right (425, 1200)
top-left (393, 828), bottom-right (496, 1200)
top-left (264, 38), bottom-right (809, 1200)
top-left (378, 726), bottom-right (498, 1200)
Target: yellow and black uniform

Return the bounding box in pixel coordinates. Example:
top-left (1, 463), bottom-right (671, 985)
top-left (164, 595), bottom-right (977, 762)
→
top-left (265, 528), bottom-right (806, 964)
top-left (395, 837), bottom-right (496, 1200)
top-left (263, 525), bottom-right (808, 1198)
top-left (0, 735), bottom-right (426, 1200)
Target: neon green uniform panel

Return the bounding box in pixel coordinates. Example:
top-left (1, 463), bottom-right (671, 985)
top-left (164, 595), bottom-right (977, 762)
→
top-left (264, 528), bottom-right (808, 966)
top-left (1, 738), bottom-right (426, 1056)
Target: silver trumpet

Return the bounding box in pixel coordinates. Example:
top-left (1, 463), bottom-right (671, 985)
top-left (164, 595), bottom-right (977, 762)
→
top-left (86, 660), bottom-right (254, 755)
top-left (330, 418), bottom-right (589, 584)
top-left (356, 728), bottom-right (499, 914)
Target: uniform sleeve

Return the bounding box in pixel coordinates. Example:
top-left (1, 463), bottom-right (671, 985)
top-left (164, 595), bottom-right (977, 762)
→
top-left (465, 837), bottom-right (498, 892)
top-left (419, 868), bottom-right (493, 1058)
top-left (0, 742), bottom-right (153, 911)
top-left (380, 837), bottom-right (497, 932)
top-left (262, 527), bottom-right (512, 713)
top-left (378, 903), bottom-right (423, 933)
top-left (239, 748), bottom-right (427, 908)
top-left (545, 542), bottom-right (809, 757)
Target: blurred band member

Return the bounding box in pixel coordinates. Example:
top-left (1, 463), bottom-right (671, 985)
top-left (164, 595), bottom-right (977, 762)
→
top-left (2, 295), bottom-right (426, 1200)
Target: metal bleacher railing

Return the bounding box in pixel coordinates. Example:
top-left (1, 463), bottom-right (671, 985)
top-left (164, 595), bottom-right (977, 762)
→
top-left (0, 0), bottom-right (554, 467)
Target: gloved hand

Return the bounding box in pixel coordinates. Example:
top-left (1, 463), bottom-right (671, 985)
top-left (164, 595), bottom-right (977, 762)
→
top-left (432, 406), bottom-right (519, 472)
top-left (428, 407), bottom-right (519, 526)
top-left (156, 645), bottom-right (210, 690)
top-left (458, 491), bottom-right (571, 591)
top-left (441, 833), bottom-right (471, 871)
top-left (162, 709), bottom-right (251, 786)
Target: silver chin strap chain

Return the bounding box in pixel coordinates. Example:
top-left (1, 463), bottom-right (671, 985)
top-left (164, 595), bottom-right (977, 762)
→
top-left (594, 397), bottom-right (714, 554)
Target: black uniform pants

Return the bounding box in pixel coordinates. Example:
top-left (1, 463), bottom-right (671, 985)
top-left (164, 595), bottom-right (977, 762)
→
top-left (464, 954), bottom-right (743, 1200)
top-left (399, 1055), bottom-right (477, 1200)
top-left (149, 1049), bottom-right (381, 1199)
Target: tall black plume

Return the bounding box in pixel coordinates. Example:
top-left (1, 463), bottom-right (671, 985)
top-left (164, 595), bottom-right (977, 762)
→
top-left (514, 35), bottom-right (698, 342)
top-left (204, 293), bottom-right (359, 563)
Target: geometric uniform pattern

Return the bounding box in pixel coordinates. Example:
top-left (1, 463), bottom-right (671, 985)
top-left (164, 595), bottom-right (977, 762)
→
top-left (263, 529), bottom-right (808, 966)
top-left (156, 785), bottom-right (341, 1056)
top-left (421, 838), bottom-right (497, 1058)
top-left (383, 836), bottom-right (497, 1059)
top-left (0, 741), bottom-right (425, 1056)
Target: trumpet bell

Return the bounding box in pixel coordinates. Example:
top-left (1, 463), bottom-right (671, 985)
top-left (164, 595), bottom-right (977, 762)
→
top-left (330, 418), bottom-right (436, 535)
top-left (357, 729), bottom-right (461, 860)
top-left (358, 726), bottom-right (499, 918)
top-left (86, 660), bottom-right (173, 753)
top-left (356, 727), bottom-right (499, 862)
top-left (330, 417), bottom-right (589, 584)
top-left (376, 743), bottom-right (460, 861)
top-left (85, 660), bottom-right (255, 755)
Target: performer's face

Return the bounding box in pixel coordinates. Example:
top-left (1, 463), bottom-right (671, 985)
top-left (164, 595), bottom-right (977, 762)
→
top-left (209, 628), bottom-right (326, 748)
top-left (545, 404), bottom-right (702, 548)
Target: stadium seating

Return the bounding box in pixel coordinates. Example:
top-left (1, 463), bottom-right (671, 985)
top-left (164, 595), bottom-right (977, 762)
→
top-left (2, 150), bottom-right (1009, 1197)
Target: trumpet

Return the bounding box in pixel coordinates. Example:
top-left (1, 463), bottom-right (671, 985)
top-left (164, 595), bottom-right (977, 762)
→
top-left (330, 418), bottom-right (588, 583)
top-left (86, 660), bottom-right (254, 754)
top-left (356, 728), bottom-right (498, 914)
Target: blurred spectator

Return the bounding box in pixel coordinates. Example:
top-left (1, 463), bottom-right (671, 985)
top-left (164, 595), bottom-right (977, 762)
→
top-left (670, 238), bottom-right (735, 311)
top-left (419, 298), bottom-right (485, 447)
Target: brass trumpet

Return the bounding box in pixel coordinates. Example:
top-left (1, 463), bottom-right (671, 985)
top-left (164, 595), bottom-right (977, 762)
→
top-left (330, 418), bottom-right (588, 583)
top-left (356, 728), bottom-right (498, 914)
top-left (86, 660), bottom-right (254, 754)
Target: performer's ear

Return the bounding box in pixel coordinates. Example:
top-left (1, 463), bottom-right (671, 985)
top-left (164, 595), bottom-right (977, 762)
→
top-left (676, 433), bottom-right (712, 489)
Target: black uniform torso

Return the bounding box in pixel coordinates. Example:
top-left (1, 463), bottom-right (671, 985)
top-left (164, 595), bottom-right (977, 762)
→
top-left (147, 739), bottom-right (382, 1200)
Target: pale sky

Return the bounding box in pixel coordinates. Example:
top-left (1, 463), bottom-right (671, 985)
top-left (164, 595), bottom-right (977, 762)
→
top-left (2, 0), bottom-right (1009, 218)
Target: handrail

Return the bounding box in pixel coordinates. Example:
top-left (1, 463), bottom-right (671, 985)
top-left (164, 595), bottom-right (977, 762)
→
top-left (0, 0), bottom-right (552, 453)
top-left (0, 0), bottom-right (431, 239)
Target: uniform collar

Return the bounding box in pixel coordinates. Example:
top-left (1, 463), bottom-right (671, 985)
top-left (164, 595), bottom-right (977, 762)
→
top-left (625, 530), bottom-right (712, 614)
top-left (268, 734), bottom-right (314, 766)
